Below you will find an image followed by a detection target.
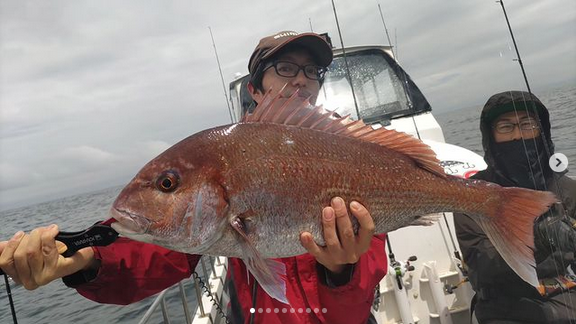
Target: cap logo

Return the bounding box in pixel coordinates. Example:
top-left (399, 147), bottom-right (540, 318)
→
top-left (273, 31), bottom-right (298, 39)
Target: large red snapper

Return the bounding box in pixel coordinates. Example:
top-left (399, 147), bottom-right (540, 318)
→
top-left (110, 91), bottom-right (556, 304)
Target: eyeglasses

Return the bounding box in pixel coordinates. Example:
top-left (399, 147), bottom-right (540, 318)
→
top-left (265, 61), bottom-right (327, 80)
top-left (492, 117), bottom-right (540, 134)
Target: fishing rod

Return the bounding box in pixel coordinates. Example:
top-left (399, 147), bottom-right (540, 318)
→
top-left (330, 0), bottom-right (361, 120)
top-left (0, 221), bottom-right (119, 324)
top-left (3, 273), bottom-right (18, 324)
top-left (497, 0), bottom-right (531, 94)
top-left (497, 0), bottom-right (564, 199)
top-left (498, 1), bottom-right (574, 310)
top-left (497, 1), bottom-right (543, 184)
top-left (208, 26), bottom-right (235, 123)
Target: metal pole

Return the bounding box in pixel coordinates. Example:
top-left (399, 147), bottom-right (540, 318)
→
top-left (178, 282), bottom-right (193, 324)
top-left (377, 2), bottom-right (396, 59)
top-left (208, 26), bottom-right (234, 123)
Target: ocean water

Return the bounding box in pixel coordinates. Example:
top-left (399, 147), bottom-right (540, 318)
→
top-left (1, 85), bottom-right (574, 324)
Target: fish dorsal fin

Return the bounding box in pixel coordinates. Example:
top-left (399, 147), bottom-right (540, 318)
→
top-left (242, 89), bottom-right (446, 178)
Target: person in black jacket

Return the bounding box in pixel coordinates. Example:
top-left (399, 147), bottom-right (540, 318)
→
top-left (454, 90), bottom-right (576, 324)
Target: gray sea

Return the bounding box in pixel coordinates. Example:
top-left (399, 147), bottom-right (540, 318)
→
top-left (1, 85), bottom-right (575, 324)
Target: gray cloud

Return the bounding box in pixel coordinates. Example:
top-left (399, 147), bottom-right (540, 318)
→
top-left (1, 0), bottom-right (574, 210)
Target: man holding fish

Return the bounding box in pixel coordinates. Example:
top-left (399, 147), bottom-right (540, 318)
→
top-left (0, 31), bottom-right (388, 324)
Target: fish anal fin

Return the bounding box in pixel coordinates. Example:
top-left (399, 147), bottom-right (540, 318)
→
top-left (242, 87), bottom-right (445, 178)
top-left (230, 216), bottom-right (288, 304)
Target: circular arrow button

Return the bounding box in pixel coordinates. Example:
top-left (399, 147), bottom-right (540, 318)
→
top-left (549, 153), bottom-right (568, 173)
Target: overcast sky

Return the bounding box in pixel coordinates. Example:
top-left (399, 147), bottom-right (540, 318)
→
top-left (1, 0), bottom-right (575, 210)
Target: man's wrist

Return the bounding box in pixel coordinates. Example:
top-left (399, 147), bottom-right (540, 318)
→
top-left (324, 263), bottom-right (346, 274)
top-left (317, 262), bottom-right (356, 287)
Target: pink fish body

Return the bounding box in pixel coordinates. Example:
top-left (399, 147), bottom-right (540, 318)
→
top-left (111, 91), bottom-right (556, 304)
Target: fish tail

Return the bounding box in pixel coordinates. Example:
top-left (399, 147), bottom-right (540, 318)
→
top-left (474, 187), bottom-right (557, 287)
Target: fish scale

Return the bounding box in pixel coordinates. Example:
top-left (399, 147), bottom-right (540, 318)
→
top-left (213, 123), bottom-right (491, 256)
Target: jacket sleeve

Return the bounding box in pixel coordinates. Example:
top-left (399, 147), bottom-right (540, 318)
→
top-left (317, 234), bottom-right (388, 323)
top-left (63, 237), bottom-right (200, 305)
top-left (454, 213), bottom-right (520, 287)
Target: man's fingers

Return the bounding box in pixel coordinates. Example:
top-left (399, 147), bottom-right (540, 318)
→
top-left (0, 241), bottom-right (8, 255)
top-left (300, 232), bottom-right (323, 258)
top-left (40, 225), bottom-right (60, 276)
top-left (350, 201), bottom-right (375, 251)
top-left (332, 197), bottom-right (355, 251)
top-left (0, 231), bottom-right (25, 281)
top-left (26, 228), bottom-right (45, 277)
top-left (13, 235), bottom-right (37, 289)
top-left (322, 207), bottom-right (341, 250)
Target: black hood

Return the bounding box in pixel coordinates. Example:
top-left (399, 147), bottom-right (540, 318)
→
top-left (478, 90), bottom-right (555, 186)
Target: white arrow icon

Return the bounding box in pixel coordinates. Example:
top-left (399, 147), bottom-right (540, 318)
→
top-left (549, 153), bottom-right (568, 173)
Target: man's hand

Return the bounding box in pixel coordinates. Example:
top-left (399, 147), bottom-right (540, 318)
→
top-left (300, 197), bottom-right (375, 273)
top-left (0, 225), bottom-right (97, 290)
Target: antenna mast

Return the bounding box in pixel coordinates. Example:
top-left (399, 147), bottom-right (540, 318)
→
top-left (377, 2), bottom-right (396, 59)
top-left (208, 26), bottom-right (234, 122)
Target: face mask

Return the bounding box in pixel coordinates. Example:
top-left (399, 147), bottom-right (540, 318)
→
top-left (491, 136), bottom-right (550, 190)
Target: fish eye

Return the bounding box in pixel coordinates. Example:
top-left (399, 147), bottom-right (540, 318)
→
top-left (156, 171), bottom-right (180, 192)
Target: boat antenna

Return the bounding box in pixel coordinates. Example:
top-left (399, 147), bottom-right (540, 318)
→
top-left (3, 273), bottom-right (18, 324)
top-left (376, 1), bottom-right (421, 139)
top-left (208, 26), bottom-right (234, 123)
top-left (309, 18), bottom-right (314, 32)
top-left (377, 2), bottom-right (396, 59)
top-left (394, 28), bottom-right (398, 61)
top-left (330, 0), bottom-right (361, 119)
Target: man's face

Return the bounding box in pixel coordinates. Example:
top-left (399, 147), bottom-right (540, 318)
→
top-left (249, 49), bottom-right (322, 105)
top-left (492, 110), bottom-right (541, 143)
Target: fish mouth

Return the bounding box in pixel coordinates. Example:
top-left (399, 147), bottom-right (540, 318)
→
top-left (109, 208), bottom-right (153, 235)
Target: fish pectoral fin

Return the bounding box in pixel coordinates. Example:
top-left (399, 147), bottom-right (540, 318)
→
top-left (244, 257), bottom-right (288, 305)
top-left (230, 217), bottom-right (288, 305)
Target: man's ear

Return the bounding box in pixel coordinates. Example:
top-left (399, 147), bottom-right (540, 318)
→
top-left (247, 81), bottom-right (263, 104)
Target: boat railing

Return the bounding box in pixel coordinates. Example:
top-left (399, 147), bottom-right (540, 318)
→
top-left (138, 255), bottom-right (229, 324)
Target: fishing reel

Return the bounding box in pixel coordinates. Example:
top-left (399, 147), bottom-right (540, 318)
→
top-left (389, 254), bottom-right (417, 290)
top-left (391, 255), bottom-right (417, 276)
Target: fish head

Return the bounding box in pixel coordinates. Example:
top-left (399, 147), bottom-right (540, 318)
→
top-left (110, 143), bottom-right (229, 253)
